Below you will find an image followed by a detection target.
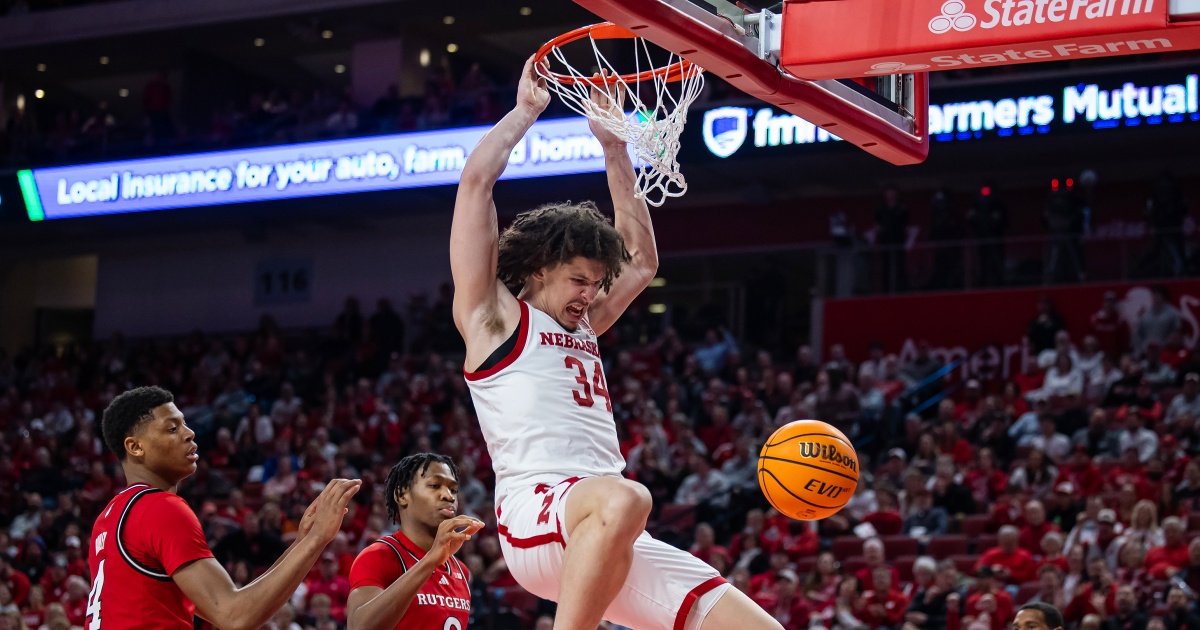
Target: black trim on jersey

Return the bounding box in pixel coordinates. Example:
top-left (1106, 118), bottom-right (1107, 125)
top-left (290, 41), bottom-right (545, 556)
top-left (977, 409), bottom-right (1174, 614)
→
top-left (475, 321), bottom-right (521, 372)
top-left (377, 537), bottom-right (408, 572)
top-left (116, 487), bottom-right (172, 582)
top-left (450, 555), bottom-right (469, 581)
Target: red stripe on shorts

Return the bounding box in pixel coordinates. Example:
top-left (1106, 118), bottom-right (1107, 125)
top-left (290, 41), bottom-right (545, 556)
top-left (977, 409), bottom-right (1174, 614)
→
top-left (673, 575), bottom-right (728, 630)
top-left (497, 523), bottom-right (564, 549)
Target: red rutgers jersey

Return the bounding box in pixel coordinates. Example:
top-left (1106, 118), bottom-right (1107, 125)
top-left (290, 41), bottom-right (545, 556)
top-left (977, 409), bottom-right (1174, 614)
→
top-left (349, 530), bottom-right (471, 630)
top-left (87, 484), bottom-right (215, 629)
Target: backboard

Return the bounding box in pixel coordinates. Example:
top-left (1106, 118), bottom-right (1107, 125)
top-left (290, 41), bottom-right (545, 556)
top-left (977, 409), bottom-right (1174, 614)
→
top-left (574, 0), bottom-right (1200, 166)
top-left (574, 0), bottom-right (931, 165)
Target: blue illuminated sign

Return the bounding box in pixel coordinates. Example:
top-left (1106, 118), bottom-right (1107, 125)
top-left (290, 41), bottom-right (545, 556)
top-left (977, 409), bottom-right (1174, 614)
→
top-left (19, 117), bottom-right (607, 221)
top-left (699, 72), bottom-right (1200, 156)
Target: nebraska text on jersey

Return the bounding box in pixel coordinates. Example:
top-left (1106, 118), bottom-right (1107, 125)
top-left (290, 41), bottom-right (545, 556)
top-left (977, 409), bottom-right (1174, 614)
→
top-left (538, 332), bottom-right (600, 357)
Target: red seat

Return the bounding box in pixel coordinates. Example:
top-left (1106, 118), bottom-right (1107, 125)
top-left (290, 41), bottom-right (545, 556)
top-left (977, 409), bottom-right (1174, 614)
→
top-left (842, 556), bottom-right (866, 576)
top-left (961, 514), bottom-right (989, 537)
top-left (795, 556), bottom-right (817, 577)
top-left (928, 535), bottom-right (969, 559)
top-left (832, 536), bottom-right (863, 559)
top-left (1014, 581), bottom-right (1040, 604)
top-left (950, 554), bottom-right (980, 576)
top-left (894, 555), bottom-right (918, 583)
top-left (881, 535), bottom-right (919, 558)
top-left (975, 534), bottom-right (998, 554)
top-left (656, 503), bottom-right (696, 534)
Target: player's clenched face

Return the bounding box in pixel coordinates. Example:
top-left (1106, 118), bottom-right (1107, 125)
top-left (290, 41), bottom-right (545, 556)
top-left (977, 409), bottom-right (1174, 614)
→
top-left (127, 403), bottom-right (198, 482)
top-left (397, 463), bottom-right (459, 532)
top-left (531, 257), bottom-right (607, 331)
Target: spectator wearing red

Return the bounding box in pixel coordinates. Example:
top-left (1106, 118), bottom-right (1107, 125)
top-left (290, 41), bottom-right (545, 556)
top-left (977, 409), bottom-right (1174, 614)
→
top-left (857, 567), bottom-right (908, 629)
top-left (689, 523), bottom-right (729, 567)
top-left (1160, 435), bottom-right (1192, 485)
top-left (1019, 500), bottom-right (1061, 555)
top-left (1084, 509), bottom-right (1125, 566)
top-left (1040, 531), bottom-right (1068, 573)
top-left (1162, 330), bottom-right (1193, 369)
top-left (1057, 447), bottom-right (1104, 498)
top-left (59, 576), bottom-right (88, 627)
top-left (938, 420), bottom-right (973, 465)
top-left (964, 566), bottom-right (1015, 630)
top-left (976, 525), bottom-right (1038, 584)
top-left (304, 551), bottom-right (350, 622)
top-left (768, 569), bottom-right (812, 630)
top-left (60, 537), bottom-right (87, 579)
top-left (965, 447), bottom-right (1009, 506)
top-left (1091, 291), bottom-right (1129, 359)
top-left (1063, 558), bottom-right (1119, 624)
top-left (0, 557), bottom-right (30, 606)
top-left (750, 551), bottom-right (792, 609)
top-left (20, 585), bottom-right (45, 629)
top-left (1106, 447), bottom-right (1148, 492)
top-left (986, 485), bottom-right (1024, 534)
top-left (778, 520), bottom-right (820, 561)
top-left (38, 556), bottom-right (69, 604)
top-left (854, 538), bottom-right (900, 592)
top-left (954, 380), bottom-right (985, 425)
top-left (698, 405), bottom-right (735, 455)
top-left (1146, 517), bottom-right (1191, 578)
top-left (861, 490), bottom-right (903, 536)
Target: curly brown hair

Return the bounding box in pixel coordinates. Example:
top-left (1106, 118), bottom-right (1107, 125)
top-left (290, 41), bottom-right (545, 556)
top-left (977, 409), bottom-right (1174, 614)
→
top-left (497, 201), bottom-right (631, 292)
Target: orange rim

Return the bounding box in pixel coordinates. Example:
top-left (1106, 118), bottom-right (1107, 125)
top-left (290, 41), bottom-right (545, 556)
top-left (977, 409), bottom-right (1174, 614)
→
top-left (535, 22), bottom-right (701, 86)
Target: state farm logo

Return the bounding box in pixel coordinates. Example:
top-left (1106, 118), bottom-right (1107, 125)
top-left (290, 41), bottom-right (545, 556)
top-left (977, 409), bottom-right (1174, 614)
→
top-left (929, 0), bottom-right (1157, 35)
top-left (866, 61), bottom-right (932, 74)
top-left (930, 0), bottom-right (977, 34)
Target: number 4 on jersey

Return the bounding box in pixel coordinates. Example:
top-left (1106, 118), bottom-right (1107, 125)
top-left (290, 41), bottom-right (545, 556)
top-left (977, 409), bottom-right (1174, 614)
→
top-left (564, 357), bottom-right (612, 412)
top-left (85, 559), bottom-right (104, 630)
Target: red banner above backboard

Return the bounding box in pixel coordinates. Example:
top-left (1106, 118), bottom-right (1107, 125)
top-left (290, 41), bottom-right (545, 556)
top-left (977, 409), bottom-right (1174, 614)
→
top-left (782, 0), bottom-right (1200, 80)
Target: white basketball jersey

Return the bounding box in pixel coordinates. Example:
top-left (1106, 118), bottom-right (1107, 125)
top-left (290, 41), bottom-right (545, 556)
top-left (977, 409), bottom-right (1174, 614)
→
top-left (465, 300), bottom-right (626, 501)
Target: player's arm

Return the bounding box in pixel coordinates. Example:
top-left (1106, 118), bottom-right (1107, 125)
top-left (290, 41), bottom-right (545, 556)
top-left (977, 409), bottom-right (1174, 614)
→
top-left (173, 479), bottom-right (360, 630)
top-left (452, 55), bottom-right (548, 357)
top-left (587, 86), bottom-right (659, 336)
top-left (347, 516), bottom-right (483, 630)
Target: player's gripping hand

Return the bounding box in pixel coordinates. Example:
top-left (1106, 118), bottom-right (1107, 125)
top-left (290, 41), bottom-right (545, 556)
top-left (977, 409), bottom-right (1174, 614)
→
top-left (518, 55), bottom-right (551, 115)
top-left (303, 478), bottom-right (362, 544)
top-left (587, 75), bottom-right (626, 149)
top-left (428, 515), bottom-right (485, 566)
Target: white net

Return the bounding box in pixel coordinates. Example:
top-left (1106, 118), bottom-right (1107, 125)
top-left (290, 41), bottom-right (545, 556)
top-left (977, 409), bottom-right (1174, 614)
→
top-left (536, 31), bottom-right (705, 208)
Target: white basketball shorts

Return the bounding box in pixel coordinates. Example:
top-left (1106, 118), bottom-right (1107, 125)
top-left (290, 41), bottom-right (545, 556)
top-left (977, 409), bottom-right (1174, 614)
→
top-left (496, 476), bottom-right (730, 630)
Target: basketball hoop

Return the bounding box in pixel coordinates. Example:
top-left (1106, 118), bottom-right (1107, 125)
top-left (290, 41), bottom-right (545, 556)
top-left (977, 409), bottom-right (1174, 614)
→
top-left (535, 23), bottom-right (705, 207)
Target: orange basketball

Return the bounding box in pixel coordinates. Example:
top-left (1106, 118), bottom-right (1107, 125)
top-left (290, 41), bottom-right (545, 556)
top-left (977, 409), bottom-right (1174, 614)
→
top-left (758, 420), bottom-right (859, 521)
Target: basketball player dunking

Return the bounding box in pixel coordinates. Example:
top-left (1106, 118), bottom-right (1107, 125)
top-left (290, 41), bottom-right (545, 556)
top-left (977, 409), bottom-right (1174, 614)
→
top-left (451, 56), bottom-right (783, 630)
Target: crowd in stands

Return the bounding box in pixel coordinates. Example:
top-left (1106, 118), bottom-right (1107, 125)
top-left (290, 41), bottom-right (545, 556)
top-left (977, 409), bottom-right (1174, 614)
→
top-left (2, 279), bottom-right (1200, 629)
top-left (0, 60), bottom-right (522, 170)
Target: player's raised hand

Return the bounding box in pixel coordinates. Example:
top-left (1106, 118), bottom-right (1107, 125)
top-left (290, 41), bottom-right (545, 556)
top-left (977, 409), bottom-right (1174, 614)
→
top-left (518, 55), bottom-right (551, 115)
top-left (587, 74), bottom-right (626, 149)
top-left (304, 478), bottom-right (361, 544)
top-left (428, 515), bottom-right (484, 566)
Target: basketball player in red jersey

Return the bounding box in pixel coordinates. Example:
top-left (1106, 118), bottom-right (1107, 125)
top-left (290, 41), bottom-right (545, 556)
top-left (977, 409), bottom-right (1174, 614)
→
top-left (346, 453), bottom-right (483, 630)
top-left (89, 386), bottom-right (360, 630)
top-left (450, 57), bottom-right (782, 630)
